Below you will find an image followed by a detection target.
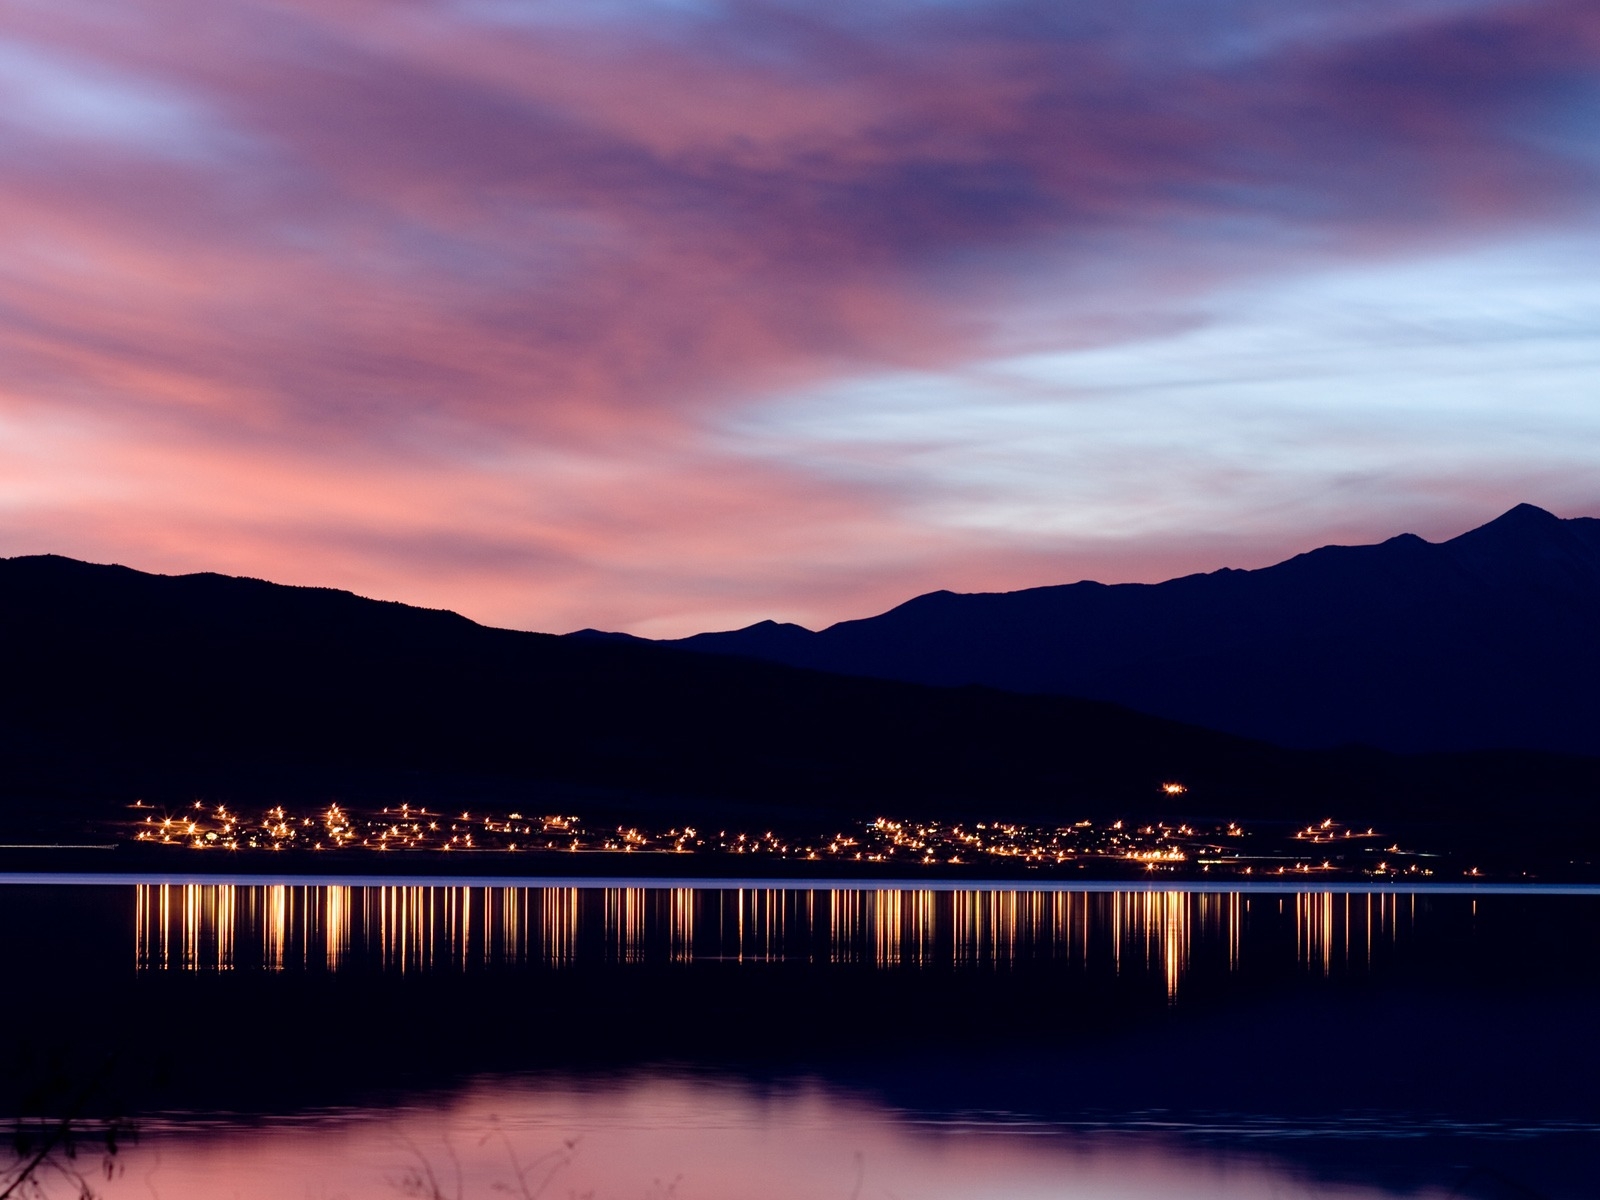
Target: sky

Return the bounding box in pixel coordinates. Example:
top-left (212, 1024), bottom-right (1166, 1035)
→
top-left (2, 0), bottom-right (1598, 637)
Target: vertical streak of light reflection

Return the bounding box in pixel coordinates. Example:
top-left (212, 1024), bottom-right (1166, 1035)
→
top-left (183, 885), bottom-right (198, 968)
top-left (874, 888), bottom-right (900, 967)
top-left (1165, 892), bottom-right (1186, 1003)
top-left (672, 887), bottom-right (694, 963)
top-left (218, 884), bottom-right (235, 970)
top-left (1230, 892), bottom-right (1241, 972)
top-left (1113, 896), bottom-right (1126, 979)
top-left (127, 883), bottom-right (1437, 987)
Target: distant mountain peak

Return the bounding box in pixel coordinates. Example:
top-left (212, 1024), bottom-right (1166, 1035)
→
top-left (1446, 502), bottom-right (1572, 554)
top-left (1457, 502), bottom-right (1560, 535)
top-left (1500, 501), bottom-right (1558, 520)
top-left (654, 503), bottom-right (1600, 756)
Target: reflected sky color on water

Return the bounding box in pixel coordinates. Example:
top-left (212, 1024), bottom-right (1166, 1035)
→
top-left (131, 883), bottom-right (1434, 997)
top-left (5, 880), bottom-right (1597, 1200)
top-left (108, 1076), bottom-right (1462, 1200)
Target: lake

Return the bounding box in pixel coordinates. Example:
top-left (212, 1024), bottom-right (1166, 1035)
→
top-left (2, 876), bottom-right (1597, 1199)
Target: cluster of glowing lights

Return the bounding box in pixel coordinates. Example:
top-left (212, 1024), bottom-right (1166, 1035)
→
top-left (859, 816), bottom-right (1226, 866)
top-left (1292, 819), bottom-right (1380, 844)
top-left (119, 800), bottom-right (1442, 877)
top-left (130, 801), bottom-right (605, 853)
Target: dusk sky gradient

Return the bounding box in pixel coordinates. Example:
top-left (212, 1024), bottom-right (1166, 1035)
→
top-left (3, 0), bottom-right (1599, 635)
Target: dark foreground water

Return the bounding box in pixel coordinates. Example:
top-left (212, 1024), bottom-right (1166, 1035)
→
top-left (2, 877), bottom-right (1597, 1199)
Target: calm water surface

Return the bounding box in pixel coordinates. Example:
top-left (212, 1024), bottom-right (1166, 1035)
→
top-left (3, 878), bottom-right (1596, 1199)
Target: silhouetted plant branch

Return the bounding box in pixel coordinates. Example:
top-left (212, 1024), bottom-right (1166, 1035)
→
top-left (2, 1113), bottom-right (134, 1200)
top-left (483, 1120), bottom-right (577, 1200)
top-left (389, 1128), bottom-right (593, 1200)
top-left (1, 1063), bottom-right (134, 1200)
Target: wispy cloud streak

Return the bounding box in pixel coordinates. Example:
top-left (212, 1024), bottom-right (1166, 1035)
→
top-left (1, 0), bottom-right (1598, 630)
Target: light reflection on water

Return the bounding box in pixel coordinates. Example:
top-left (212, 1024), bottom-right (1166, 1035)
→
top-left (100, 1076), bottom-right (1464, 1200)
top-left (8, 882), bottom-right (1595, 1199)
top-left (135, 883), bottom-right (1411, 994)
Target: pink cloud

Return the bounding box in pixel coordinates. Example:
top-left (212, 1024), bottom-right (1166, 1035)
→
top-left (1, 0), bottom-right (1599, 631)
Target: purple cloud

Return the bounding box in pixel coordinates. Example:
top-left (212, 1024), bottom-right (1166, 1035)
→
top-left (1, 0), bottom-right (1597, 631)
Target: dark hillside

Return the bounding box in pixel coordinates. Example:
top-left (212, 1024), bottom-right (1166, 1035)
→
top-left (0, 555), bottom-right (1595, 845)
top-left (655, 505), bottom-right (1600, 756)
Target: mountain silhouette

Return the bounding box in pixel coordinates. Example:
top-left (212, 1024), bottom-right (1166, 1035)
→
top-left (636, 504), bottom-right (1600, 756)
top-left (0, 554), bottom-right (1289, 827)
top-left (2, 552), bottom-right (1596, 844)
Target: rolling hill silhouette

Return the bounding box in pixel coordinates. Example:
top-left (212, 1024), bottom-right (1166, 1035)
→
top-left (637, 504), bottom-right (1600, 756)
top-left (2, 551), bottom-right (1595, 847)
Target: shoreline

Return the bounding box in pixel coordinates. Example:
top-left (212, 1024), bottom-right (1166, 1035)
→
top-left (3, 837), bottom-right (1593, 886)
top-left (4, 862), bottom-right (1598, 895)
